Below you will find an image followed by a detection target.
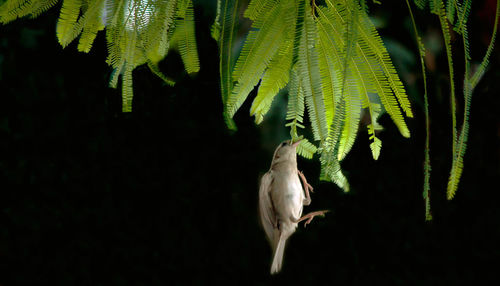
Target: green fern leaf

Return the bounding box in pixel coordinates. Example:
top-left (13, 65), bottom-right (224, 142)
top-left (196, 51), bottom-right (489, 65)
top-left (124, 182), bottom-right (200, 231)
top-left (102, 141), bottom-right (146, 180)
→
top-left (121, 31), bottom-right (138, 112)
top-left (337, 76), bottom-right (362, 161)
top-left (228, 2), bottom-right (290, 118)
top-left (298, 0), bottom-right (327, 142)
top-left (446, 0), bottom-right (456, 24)
top-left (211, 0), bottom-right (221, 41)
top-left (28, 0), bottom-right (59, 18)
top-left (172, 0), bottom-right (200, 74)
top-left (122, 62), bottom-right (134, 112)
top-left (447, 125), bottom-right (466, 200)
top-left (453, 0), bottom-right (471, 35)
top-left (326, 0), bottom-right (413, 121)
top-left (407, 0), bottom-right (432, 219)
top-left (320, 97), bottom-right (350, 192)
top-left (470, 1), bottom-right (499, 88)
top-left (105, 0), bottom-right (127, 68)
top-left (0, 0), bottom-right (59, 23)
top-left (367, 102), bottom-right (383, 160)
top-left (316, 6), bottom-right (344, 130)
top-left (316, 4), bottom-right (383, 160)
top-left (285, 67), bottom-right (306, 135)
top-left (322, 0), bottom-right (411, 139)
top-left (433, 0), bottom-right (458, 169)
top-left (244, 0), bottom-right (277, 21)
top-left (215, 0), bottom-right (240, 130)
top-left (77, 0), bottom-right (106, 53)
top-left (297, 138), bottom-right (317, 159)
top-left (354, 5), bottom-right (413, 119)
top-left (56, 0), bottom-right (83, 47)
top-left (250, 38), bottom-right (293, 124)
top-left (361, 50), bottom-right (410, 138)
top-left (414, 0), bottom-right (427, 9)
top-left (147, 60), bottom-right (175, 86)
top-left (448, 0), bottom-right (499, 199)
top-left (143, 0), bottom-right (177, 64)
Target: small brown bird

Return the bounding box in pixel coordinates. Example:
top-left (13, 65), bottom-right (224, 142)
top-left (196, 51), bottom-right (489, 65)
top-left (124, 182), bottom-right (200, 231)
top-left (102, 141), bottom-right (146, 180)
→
top-left (259, 140), bottom-right (328, 274)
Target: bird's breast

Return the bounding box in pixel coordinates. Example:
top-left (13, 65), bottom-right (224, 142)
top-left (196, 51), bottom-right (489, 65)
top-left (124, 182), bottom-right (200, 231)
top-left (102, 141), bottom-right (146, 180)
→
top-left (271, 171), bottom-right (304, 223)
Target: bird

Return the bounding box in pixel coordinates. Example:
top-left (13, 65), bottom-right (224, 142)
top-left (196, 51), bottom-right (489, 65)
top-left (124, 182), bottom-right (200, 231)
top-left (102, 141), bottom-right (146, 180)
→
top-left (259, 139), bottom-right (328, 274)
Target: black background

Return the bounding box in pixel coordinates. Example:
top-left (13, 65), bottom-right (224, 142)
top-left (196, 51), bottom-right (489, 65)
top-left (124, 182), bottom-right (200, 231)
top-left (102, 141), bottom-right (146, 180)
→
top-left (1, 1), bottom-right (499, 285)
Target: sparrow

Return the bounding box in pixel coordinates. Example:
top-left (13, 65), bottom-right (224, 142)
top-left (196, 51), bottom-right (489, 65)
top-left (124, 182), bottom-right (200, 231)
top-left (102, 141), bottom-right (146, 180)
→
top-left (259, 140), bottom-right (328, 274)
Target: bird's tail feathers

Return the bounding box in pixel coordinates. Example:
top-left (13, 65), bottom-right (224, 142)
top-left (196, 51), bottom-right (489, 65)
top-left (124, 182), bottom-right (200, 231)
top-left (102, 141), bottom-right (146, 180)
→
top-left (270, 234), bottom-right (286, 274)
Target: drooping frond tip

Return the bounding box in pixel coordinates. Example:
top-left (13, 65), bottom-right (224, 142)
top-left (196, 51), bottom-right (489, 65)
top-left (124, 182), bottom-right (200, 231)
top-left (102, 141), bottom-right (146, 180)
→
top-left (296, 139), bottom-right (317, 159)
top-left (447, 0), bottom-right (499, 201)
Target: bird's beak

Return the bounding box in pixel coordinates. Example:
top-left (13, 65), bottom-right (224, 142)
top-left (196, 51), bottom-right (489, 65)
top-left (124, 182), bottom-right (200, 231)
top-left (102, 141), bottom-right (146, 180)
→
top-left (291, 139), bottom-right (302, 148)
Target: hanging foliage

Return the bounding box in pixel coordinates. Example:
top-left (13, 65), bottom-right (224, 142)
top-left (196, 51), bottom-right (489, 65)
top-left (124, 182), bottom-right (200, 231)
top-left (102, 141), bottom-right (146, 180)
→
top-left (411, 0), bottom-right (499, 218)
top-left (213, 0), bottom-right (499, 219)
top-left (212, 0), bottom-right (413, 193)
top-left (1, 0), bottom-right (498, 220)
top-left (0, 0), bottom-right (200, 112)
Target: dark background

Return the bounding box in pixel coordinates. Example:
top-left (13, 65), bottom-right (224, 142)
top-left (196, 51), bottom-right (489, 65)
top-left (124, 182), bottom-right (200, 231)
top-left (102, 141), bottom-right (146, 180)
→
top-left (1, 0), bottom-right (499, 285)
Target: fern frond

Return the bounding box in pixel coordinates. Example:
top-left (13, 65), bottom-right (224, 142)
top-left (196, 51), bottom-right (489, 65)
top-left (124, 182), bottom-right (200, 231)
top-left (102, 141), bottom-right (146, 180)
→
top-left (2, 0), bottom-right (199, 118)
top-left (0, 0), bottom-right (59, 23)
top-left (211, 0), bottom-right (221, 40)
top-left (250, 37), bottom-right (293, 124)
top-left (56, 0), bottom-right (82, 47)
top-left (334, 1), bottom-right (363, 161)
top-left (286, 67), bottom-right (306, 136)
top-left (361, 49), bottom-right (410, 138)
top-left (354, 6), bottom-right (413, 119)
top-left (122, 62), bottom-right (134, 112)
top-left (249, 2), bottom-right (297, 124)
top-left (228, 2), bottom-right (290, 118)
top-left (147, 59), bottom-right (175, 86)
top-left (453, 0), bottom-right (471, 35)
top-left (28, 0), bottom-right (59, 18)
top-left (121, 31), bottom-right (138, 112)
top-left (216, 0), bottom-right (240, 130)
top-left (106, 0), bottom-right (127, 68)
top-left (172, 0), bottom-right (199, 74)
top-left (448, 0), bottom-right (499, 199)
top-left (77, 0), bottom-right (106, 53)
top-left (367, 101), bottom-right (383, 160)
top-left (323, 0), bottom-right (411, 138)
top-left (406, 0), bottom-right (432, 219)
top-left (297, 138), bottom-right (317, 159)
top-left (298, 0), bottom-right (327, 142)
top-left (123, 0), bottom-right (154, 32)
top-left (327, 0), bottom-right (413, 121)
top-left (244, 0), bottom-right (277, 21)
top-left (321, 158), bottom-right (350, 192)
top-left (109, 64), bottom-right (123, 89)
top-left (414, 0), bottom-right (427, 9)
top-left (447, 22), bottom-right (471, 200)
top-left (316, 10), bottom-right (343, 130)
top-left (446, 0), bottom-right (456, 24)
top-left (175, 0), bottom-right (188, 17)
top-left (316, 4), bottom-right (382, 159)
top-left (143, 0), bottom-right (177, 64)
top-left (446, 69), bottom-right (468, 201)
top-left (447, 99), bottom-right (467, 199)
top-left (320, 97), bottom-right (350, 192)
top-left (433, 0), bottom-right (458, 164)
top-left (337, 76), bottom-right (362, 160)
top-left (470, 1), bottom-right (499, 89)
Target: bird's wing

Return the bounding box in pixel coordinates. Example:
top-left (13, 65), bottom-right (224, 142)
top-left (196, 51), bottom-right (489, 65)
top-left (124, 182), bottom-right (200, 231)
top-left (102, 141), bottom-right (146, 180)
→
top-left (259, 171), bottom-right (276, 242)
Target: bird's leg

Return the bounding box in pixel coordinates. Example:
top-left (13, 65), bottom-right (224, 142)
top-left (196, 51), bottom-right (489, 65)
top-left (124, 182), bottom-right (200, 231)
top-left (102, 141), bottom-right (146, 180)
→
top-left (298, 170), bottom-right (313, 206)
top-left (296, 210), bottom-right (329, 227)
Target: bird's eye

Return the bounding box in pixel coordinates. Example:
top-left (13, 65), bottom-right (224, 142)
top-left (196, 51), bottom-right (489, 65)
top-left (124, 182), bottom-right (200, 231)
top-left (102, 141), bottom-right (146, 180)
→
top-left (280, 142), bottom-right (287, 147)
